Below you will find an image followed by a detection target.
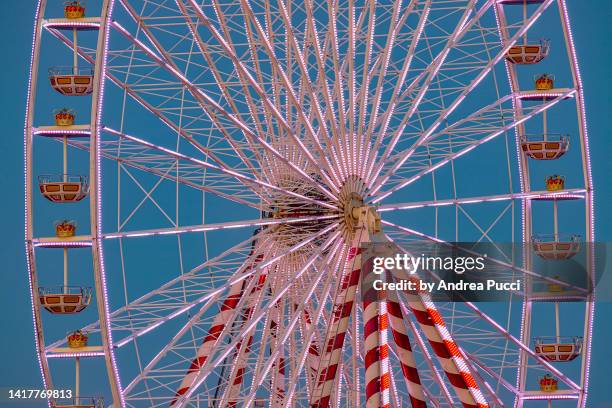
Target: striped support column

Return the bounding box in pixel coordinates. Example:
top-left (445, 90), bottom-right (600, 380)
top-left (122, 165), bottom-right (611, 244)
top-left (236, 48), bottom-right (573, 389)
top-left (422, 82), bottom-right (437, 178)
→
top-left (171, 253), bottom-right (264, 405)
top-left (362, 296), bottom-right (382, 408)
top-left (405, 291), bottom-right (489, 408)
top-left (272, 353), bottom-right (287, 406)
top-left (226, 335), bottom-right (254, 408)
top-left (361, 257), bottom-right (384, 408)
top-left (225, 268), bottom-right (271, 406)
top-left (386, 300), bottom-right (427, 408)
top-left (301, 306), bottom-right (322, 388)
top-left (379, 302), bottom-right (391, 408)
top-left (310, 244), bottom-right (362, 408)
top-left (269, 302), bottom-right (286, 407)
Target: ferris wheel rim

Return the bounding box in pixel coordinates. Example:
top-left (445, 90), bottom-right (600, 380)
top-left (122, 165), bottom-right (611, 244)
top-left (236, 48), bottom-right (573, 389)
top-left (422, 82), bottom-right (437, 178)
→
top-left (24, 0), bottom-right (596, 407)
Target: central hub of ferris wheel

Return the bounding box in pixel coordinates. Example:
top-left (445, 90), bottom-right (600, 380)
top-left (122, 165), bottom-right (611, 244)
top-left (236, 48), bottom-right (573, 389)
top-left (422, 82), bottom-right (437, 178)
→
top-left (338, 176), bottom-right (368, 239)
top-left (267, 174), bottom-right (369, 241)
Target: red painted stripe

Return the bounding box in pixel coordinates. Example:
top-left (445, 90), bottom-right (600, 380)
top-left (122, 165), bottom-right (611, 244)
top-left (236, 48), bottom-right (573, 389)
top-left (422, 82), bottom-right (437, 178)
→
top-left (459, 372), bottom-right (479, 389)
top-left (387, 300), bottom-right (403, 318)
top-left (333, 300), bottom-right (354, 321)
top-left (429, 340), bottom-right (452, 359)
top-left (278, 357), bottom-right (286, 375)
top-left (311, 395), bottom-right (330, 408)
top-left (221, 293), bottom-right (242, 311)
top-left (447, 371), bottom-right (470, 389)
top-left (380, 343), bottom-right (389, 359)
top-left (380, 312), bottom-right (388, 330)
top-left (234, 367), bottom-right (244, 385)
top-left (364, 347), bottom-right (380, 370)
top-left (427, 307), bottom-right (446, 326)
top-left (409, 396), bottom-right (428, 408)
top-left (170, 386), bottom-right (188, 406)
top-left (365, 377), bottom-right (380, 400)
top-left (187, 355), bottom-right (207, 373)
top-left (342, 269), bottom-right (361, 290)
top-left (363, 315), bottom-right (379, 338)
top-left (411, 308), bottom-right (434, 326)
top-left (380, 372), bottom-right (390, 390)
top-left (318, 363), bottom-right (338, 383)
top-left (348, 247), bottom-right (363, 260)
top-left (325, 331), bottom-right (347, 352)
top-left (400, 363), bottom-right (422, 384)
top-left (391, 329), bottom-right (413, 350)
top-left (443, 339), bottom-right (463, 358)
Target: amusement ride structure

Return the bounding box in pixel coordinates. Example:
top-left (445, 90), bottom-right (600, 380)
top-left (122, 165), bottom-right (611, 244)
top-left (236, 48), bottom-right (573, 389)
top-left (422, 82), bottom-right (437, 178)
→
top-left (24, 0), bottom-right (595, 407)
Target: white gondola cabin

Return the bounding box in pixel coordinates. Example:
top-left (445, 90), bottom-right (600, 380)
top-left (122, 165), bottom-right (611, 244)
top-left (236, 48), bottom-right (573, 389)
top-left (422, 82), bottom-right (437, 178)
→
top-left (534, 337), bottom-right (583, 362)
top-left (521, 134), bottom-right (569, 160)
top-left (39, 286), bottom-right (92, 314)
top-left (532, 234), bottom-right (581, 260)
top-left (39, 174), bottom-right (89, 203)
top-left (506, 40), bottom-right (549, 65)
top-left (49, 67), bottom-right (94, 96)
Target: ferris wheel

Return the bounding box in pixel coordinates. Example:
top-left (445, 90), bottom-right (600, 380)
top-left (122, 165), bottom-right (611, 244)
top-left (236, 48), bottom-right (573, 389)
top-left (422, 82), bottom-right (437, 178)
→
top-left (24, 0), bottom-right (595, 407)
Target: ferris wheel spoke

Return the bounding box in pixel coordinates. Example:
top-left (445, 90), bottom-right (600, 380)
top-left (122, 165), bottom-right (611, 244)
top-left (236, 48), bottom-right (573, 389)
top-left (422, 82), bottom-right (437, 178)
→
top-left (352, 0), bottom-right (378, 180)
top-left (370, 0), bottom-right (556, 195)
top-left (299, 0), bottom-right (349, 181)
top-left (125, 247), bottom-right (275, 405)
top-left (111, 19), bottom-right (337, 202)
top-left (103, 127), bottom-right (338, 210)
top-left (103, 214), bottom-right (340, 240)
top-left (117, 0), bottom-right (275, 182)
top-left (47, 23), bottom-right (279, 204)
top-left (247, 0), bottom-right (353, 188)
top-left (114, 22), bottom-right (294, 177)
top-left (65, 130), bottom-right (267, 208)
top-left (173, 228), bottom-right (342, 407)
top-left (170, 0), bottom-right (286, 186)
top-left (220, 263), bottom-right (296, 408)
top-left (373, 89), bottom-right (576, 203)
top-left (46, 231), bottom-right (267, 353)
top-left (361, 0), bottom-right (425, 181)
top-left (126, 226), bottom-right (339, 404)
top-left (196, 252), bottom-right (324, 407)
top-left (109, 17), bottom-right (270, 180)
top-left (243, 238), bottom-right (348, 408)
top-left (364, 0), bottom-right (482, 186)
top-left (183, 0), bottom-right (342, 194)
top-left (377, 188), bottom-right (586, 212)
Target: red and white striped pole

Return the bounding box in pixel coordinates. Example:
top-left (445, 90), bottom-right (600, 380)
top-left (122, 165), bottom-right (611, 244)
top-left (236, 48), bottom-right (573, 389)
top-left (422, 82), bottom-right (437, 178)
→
top-left (405, 290), bottom-right (489, 408)
top-left (361, 261), bottom-right (385, 408)
top-left (386, 299), bottom-right (427, 408)
top-left (170, 252), bottom-right (264, 405)
top-left (310, 229), bottom-right (364, 407)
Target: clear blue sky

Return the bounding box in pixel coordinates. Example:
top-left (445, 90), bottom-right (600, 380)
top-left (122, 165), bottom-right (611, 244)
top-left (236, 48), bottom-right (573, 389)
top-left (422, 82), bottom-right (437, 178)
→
top-left (1, 1), bottom-right (611, 407)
